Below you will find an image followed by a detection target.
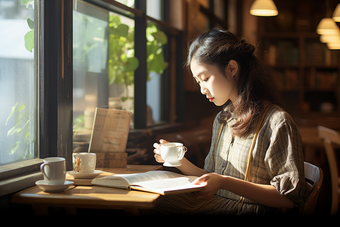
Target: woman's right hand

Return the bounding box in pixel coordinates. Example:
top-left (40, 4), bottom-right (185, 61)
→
top-left (153, 139), bottom-right (169, 163)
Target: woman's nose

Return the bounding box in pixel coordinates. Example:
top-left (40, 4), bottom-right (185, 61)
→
top-left (200, 85), bottom-right (208, 95)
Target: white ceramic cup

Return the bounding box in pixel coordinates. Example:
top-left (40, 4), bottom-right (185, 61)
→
top-left (160, 142), bottom-right (187, 167)
top-left (72, 152), bottom-right (96, 173)
top-left (40, 157), bottom-right (66, 185)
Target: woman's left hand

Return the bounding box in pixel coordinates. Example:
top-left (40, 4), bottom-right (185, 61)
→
top-left (192, 173), bottom-right (223, 200)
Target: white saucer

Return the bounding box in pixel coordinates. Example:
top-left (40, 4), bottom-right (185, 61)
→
top-left (67, 170), bottom-right (103, 179)
top-left (35, 180), bottom-right (74, 192)
top-left (163, 162), bottom-right (181, 167)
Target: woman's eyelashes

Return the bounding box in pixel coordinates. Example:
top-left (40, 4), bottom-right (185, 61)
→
top-left (194, 76), bottom-right (209, 85)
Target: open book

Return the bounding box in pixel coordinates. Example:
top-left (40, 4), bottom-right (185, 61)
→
top-left (91, 171), bottom-right (204, 195)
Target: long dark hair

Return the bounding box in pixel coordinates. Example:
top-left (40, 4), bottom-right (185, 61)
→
top-left (187, 28), bottom-right (281, 137)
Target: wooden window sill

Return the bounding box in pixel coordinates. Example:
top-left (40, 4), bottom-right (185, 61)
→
top-left (0, 159), bottom-right (44, 196)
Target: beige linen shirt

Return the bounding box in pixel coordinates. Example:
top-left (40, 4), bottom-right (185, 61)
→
top-left (204, 105), bottom-right (311, 207)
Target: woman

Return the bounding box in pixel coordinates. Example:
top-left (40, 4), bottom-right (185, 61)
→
top-left (152, 29), bottom-right (311, 215)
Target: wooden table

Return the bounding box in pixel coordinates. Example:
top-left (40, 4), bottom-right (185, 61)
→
top-left (298, 127), bottom-right (323, 149)
top-left (298, 126), bottom-right (340, 166)
top-left (11, 165), bottom-right (163, 216)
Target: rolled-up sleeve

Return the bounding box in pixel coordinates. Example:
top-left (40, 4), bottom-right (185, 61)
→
top-left (264, 119), bottom-right (311, 208)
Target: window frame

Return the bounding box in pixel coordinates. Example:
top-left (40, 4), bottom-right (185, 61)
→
top-left (39, 0), bottom-right (73, 169)
top-left (0, 0), bottom-right (73, 196)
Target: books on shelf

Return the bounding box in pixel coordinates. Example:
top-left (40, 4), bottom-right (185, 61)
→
top-left (305, 42), bottom-right (339, 66)
top-left (264, 41), bottom-right (299, 65)
top-left (306, 70), bottom-right (338, 89)
top-left (264, 40), bottom-right (339, 91)
top-left (91, 170), bottom-right (204, 195)
top-left (264, 40), bottom-right (339, 66)
top-left (275, 69), bottom-right (298, 90)
top-left (277, 41), bottom-right (299, 64)
top-left (305, 43), bottom-right (325, 65)
top-left (283, 69), bottom-right (298, 89)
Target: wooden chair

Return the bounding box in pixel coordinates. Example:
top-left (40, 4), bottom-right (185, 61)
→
top-left (317, 126), bottom-right (340, 215)
top-left (299, 162), bottom-right (323, 215)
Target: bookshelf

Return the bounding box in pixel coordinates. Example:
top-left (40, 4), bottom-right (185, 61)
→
top-left (256, 1), bottom-right (340, 114)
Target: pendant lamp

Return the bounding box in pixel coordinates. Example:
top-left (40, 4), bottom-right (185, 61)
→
top-left (250, 0), bottom-right (278, 17)
top-left (327, 42), bottom-right (340, 50)
top-left (320, 33), bottom-right (340, 43)
top-left (316, 18), bottom-right (339, 35)
top-left (333, 3), bottom-right (340, 22)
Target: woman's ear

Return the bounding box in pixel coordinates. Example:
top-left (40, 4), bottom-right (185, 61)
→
top-left (226, 60), bottom-right (238, 77)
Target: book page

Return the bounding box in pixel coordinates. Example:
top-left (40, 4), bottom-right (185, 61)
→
top-left (132, 176), bottom-right (201, 192)
top-left (113, 171), bottom-right (185, 185)
top-left (91, 170), bottom-right (204, 194)
top-left (91, 177), bottom-right (130, 189)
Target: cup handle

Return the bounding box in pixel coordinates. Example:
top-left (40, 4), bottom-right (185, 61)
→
top-left (177, 146), bottom-right (187, 160)
top-left (40, 163), bottom-right (50, 182)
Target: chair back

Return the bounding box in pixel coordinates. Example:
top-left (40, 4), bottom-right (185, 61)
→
top-left (317, 126), bottom-right (340, 215)
top-left (299, 162), bottom-right (323, 215)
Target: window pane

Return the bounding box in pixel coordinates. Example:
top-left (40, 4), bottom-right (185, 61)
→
top-left (73, 0), bottom-right (135, 145)
top-left (147, 0), bottom-right (162, 20)
top-left (146, 22), bottom-right (169, 126)
top-left (107, 12), bottom-right (135, 119)
top-left (115, 0), bottom-right (135, 8)
top-left (0, 0), bottom-right (37, 166)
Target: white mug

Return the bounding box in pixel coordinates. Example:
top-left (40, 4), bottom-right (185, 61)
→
top-left (73, 152), bottom-right (96, 173)
top-left (40, 157), bottom-right (66, 185)
top-left (160, 142), bottom-right (187, 167)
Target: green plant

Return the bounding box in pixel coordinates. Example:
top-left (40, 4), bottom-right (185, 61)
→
top-left (108, 15), bottom-right (138, 102)
top-left (108, 15), bottom-right (168, 101)
top-left (5, 102), bottom-right (34, 158)
top-left (146, 22), bottom-right (168, 77)
top-left (21, 0), bottom-right (34, 52)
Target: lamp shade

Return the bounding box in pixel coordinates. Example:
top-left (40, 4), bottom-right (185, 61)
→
top-left (316, 18), bottom-right (339, 35)
top-left (320, 35), bottom-right (340, 43)
top-left (333, 4), bottom-right (340, 22)
top-left (327, 42), bottom-right (340, 50)
top-left (320, 32), bottom-right (340, 43)
top-left (250, 0), bottom-right (278, 17)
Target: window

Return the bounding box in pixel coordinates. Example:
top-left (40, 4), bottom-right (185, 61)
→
top-left (0, 0), bottom-right (37, 166)
top-left (73, 0), bottom-right (136, 143)
top-left (73, 0), bottom-right (183, 136)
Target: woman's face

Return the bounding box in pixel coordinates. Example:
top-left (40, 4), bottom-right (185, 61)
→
top-left (190, 58), bottom-right (238, 106)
